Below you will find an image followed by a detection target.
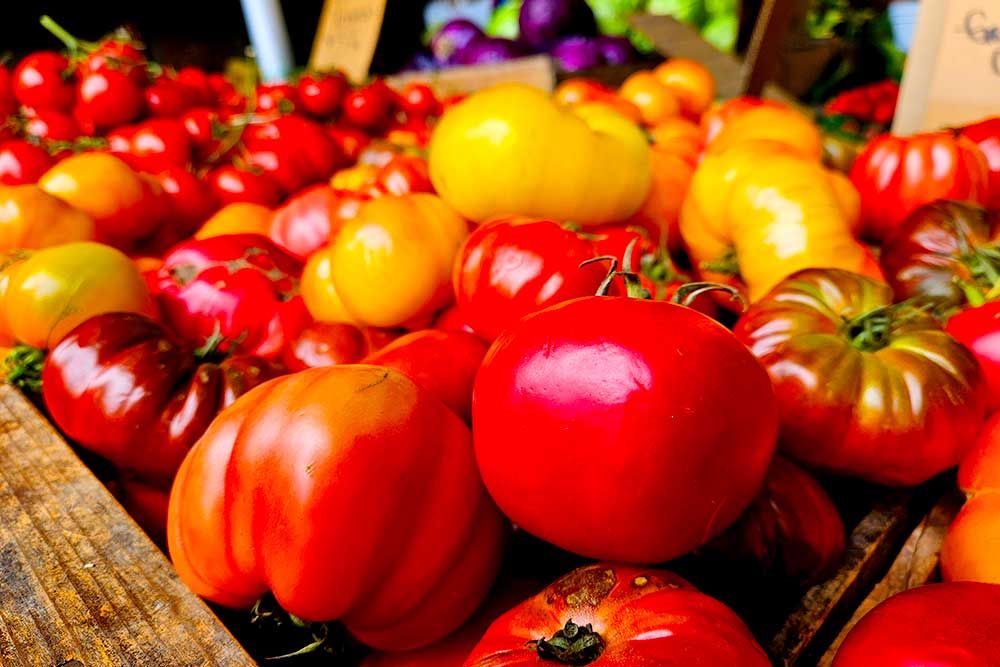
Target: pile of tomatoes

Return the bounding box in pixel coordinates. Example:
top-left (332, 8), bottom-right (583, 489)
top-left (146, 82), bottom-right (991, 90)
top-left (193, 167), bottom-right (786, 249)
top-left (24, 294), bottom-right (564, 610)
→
top-left (2, 17), bottom-right (1000, 667)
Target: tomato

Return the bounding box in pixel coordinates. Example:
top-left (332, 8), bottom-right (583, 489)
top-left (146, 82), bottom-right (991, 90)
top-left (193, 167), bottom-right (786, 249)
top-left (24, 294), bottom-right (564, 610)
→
top-left (961, 116), bottom-right (1000, 209)
top-left (434, 305), bottom-right (478, 336)
top-left (652, 58), bottom-right (716, 118)
top-left (12, 52), bottom-right (75, 112)
top-left (648, 116), bottom-right (704, 161)
top-left (880, 200), bottom-right (999, 308)
top-left (145, 79), bottom-right (194, 118)
top-left (206, 164), bottom-right (282, 207)
top-left (0, 184), bottom-right (94, 250)
top-left (453, 217), bottom-right (607, 341)
top-left (0, 141), bottom-right (55, 185)
top-left (156, 165), bottom-right (218, 238)
top-left (946, 301), bottom-right (1000, 414)
top-left (363, 330), bottom-right (487, 424)
top-left (832, 582), bottom-right (1000, 666)
top-left (153, 234), bottom-right (308, 358)
top-left (430, 84), bottom-right (651, 225)
top-left (255, 83), bottom-right (299, 115)
top-left (0, 64), bottom-right (14, 116)
top-left (297, 72), bottom-right (349, 118)
top-left (42, 312), bottom-right (280, 489)
top-left (39, 153), bottom-right (165, 251)
top-left (2, 241), bottom-right (154, 349)
top-left (22, 109), bottom-right (79, 144)
top-left (326, 125), bottom-right (371, 163)
top-left (617, 71), bottom-right (681, 126)
top-left (109, 119), bottom-right (193, 174)
top-left (709, 456), bottom-right (845, 585)
top-left (706, 105), bottom-right (823, 159)
top-left (627, 145), bottom-right (694, 253)
top-left (376, 154), bottom-right (433, 196)
top-left (331, 163), bottom-right (380, 194)
top-left (342, 80), bottom-right (395, 128)
top-left (397, 82), bottom-right (440, 118)
top-left (111, 477), bottom-right (172, 546)
top-left (76, 68), bottom-right (144, 131)
top-left (176, 66), bottom-right (215, 106)
top-left (281, 321), bottom-right (369, 371)
top-left (700, 96), bottom-right (790, 145)
top-left (850, 131), bottom-right (991, 242)
top-left (307, 194), bottom-right (468, 328)
top-left (268, 185), bottom-right (362, 259)
top-left (474, 291), bottom-right (777, 562)
top-left (465, 563), bottom-right (770, 667)
top-left (735, 268), bottom-right (986, 486)
top-left (167, 365), bottom-right (508, 649)
top-left (554, 78), bottom-right (615, 106)
top-left (242, 115), bottom-right (346, 194)
top-left (194, 202), bottom-right (273, 239)
top-left (181, 107), bottom-right (225, 161)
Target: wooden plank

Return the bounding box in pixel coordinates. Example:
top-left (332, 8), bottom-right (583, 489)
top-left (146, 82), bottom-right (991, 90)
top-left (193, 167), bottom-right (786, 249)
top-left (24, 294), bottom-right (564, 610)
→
top-left (386, 54), bottom-right (557, 96)
top-left (739, 0), bottom-right (796, 96)
top-left (0, 384), bottom-right (254, 667)
top-left (817, 489), bottom-right (964, 666)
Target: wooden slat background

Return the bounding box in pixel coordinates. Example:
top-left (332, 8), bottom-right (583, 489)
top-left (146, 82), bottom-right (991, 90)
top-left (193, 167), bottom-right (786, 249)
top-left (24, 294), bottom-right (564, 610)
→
top-left (0, 384), bottom-right (254, 667)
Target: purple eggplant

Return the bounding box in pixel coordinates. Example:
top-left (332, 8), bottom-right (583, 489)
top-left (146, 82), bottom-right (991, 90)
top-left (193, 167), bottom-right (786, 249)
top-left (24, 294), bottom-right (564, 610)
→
top-left (519, 0), bottom-right (597, 49)
top-left (431, 19), bottom-right (485, 64)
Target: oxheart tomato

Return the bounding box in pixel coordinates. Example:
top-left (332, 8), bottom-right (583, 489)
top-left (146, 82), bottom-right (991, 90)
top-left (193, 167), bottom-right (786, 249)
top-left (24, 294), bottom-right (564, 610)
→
top-left (0, 184), bottom-right (94, 250)
top-left (474, 295), bottom-right (778, 562)
top-left (268, 185), bottom-right (363, 260)
top-left (453, 217), bottom-right (607, 341)
top-left (849, 131), bottom-right (991, 242)
top-left (832, 582), bottom-right (1000, 666)
top-left (42, 312), bottom-right (280, 490)
top-left (167, 366), bottom-right (508, 650)
top-left (880, 200), bottom-right (998, 308)
top-left (363, 330), bottom-right (488, 424)
top-left (464, 563), bottom-right (771, 667)
top-left (153, 234), bottom-right (309, 358)
top-left (735, 268), bottom-right (986, 486)
top-left (960, 117), bottom-right (1000, 209)
top-left (946, 301), bottom-right (1000, 414)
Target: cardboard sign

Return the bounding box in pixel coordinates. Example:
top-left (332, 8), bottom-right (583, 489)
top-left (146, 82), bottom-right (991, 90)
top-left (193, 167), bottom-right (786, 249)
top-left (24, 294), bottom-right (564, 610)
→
top-left (310, 0), bottom-right (388, 82)
top-left (894, 1), bottom-right (1000, 134)
top-left (386, 55), bottom-right (557, 96)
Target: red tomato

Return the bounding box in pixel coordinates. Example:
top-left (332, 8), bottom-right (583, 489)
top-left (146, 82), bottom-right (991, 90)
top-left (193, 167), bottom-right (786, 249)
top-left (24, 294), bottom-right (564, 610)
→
top-left (176, 66), bottom-right (215, 106)
top-left (850, 131), bottom-right (991, 241)
top-left (145, 79), bottom-right (195, 118)
top-left (268, 185), bottom-right (363, 259)
top-left (77, 36), bottom-right (148, 84)
top-left (453, 217), bottom-right (608, 341)
top-left (0, 64), bottom-right (15, 116)
top-left (181, 107), bottom-right (225, 161)
top-left (736, 268), bottom-right (986, 486)
top-left (155, 165), bottom-right (218, 239)
top-left (465, 563), bottom-right (771, 667)
top-left (474, 294), bottom-right (778, 562)
top-left (76, 68), bottom-right (144, 131)
top-left (434, 305), bottom-right (478, 336)
top-left (242, 115), bottom-right (346, 194)
top-left (109, 119), bottom-right (193, 173)
top-left (206, 165), bottom-right (282, 207)
top-left (961, 116), bottom-right (1000, 209)
top-left (947, 301), bottom-right (1000, 413)
top-left (376, 154), bottom-right (434, 196)
top-left (255, 83), bottom-right (299, 115)
top-left (326, 125), bottom-right (371, 162)
top-left (297, 72), bottom-right (349, 118)
top-left (22, 109), bottom-right (79, 144)
top-left (397, 82), bottom-right (441, 118)
top-left (13, 52), bottom-right (75, 111)
top-left (343, 80), bottom-right (394, 129)
top-left (0, 140), bottom-right (55, 185)
top-left (281, 322), bottom-right (370, 371)
top-left (153, 234), bottom-right (309, 358)
top-left (832, 582), bottom-right (1000, 666)
top-left (166, 366), bottom-right (508, 650)
top-left (363, 330), bottom-right (488, 423)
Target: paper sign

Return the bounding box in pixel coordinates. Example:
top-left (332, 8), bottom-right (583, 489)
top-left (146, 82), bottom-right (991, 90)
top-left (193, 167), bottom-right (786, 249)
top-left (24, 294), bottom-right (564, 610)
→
top-left (894, 1), bottom-right (1000, 134)
top-left (386, 55), bottom-right (557, 97)
top-left (310, 0), bottom-right (388, 82)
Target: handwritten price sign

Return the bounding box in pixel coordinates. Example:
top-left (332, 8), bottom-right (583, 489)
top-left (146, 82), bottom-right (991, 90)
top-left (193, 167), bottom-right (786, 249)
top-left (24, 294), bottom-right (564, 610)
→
top-left (894, 1), bottom-right (1000, 134)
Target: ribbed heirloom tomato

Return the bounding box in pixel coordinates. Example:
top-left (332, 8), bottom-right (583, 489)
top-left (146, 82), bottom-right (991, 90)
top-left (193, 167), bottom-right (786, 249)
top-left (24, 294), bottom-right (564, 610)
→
top-left (167, 366), bottom-right (508, 650)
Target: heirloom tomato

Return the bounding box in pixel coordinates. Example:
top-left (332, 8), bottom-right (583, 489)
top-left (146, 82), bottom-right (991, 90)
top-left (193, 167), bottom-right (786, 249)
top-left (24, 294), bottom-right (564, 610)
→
top-left (833, 582), bottom-right (1000, 666)
top-left (429, 83), bottom-right (651, 225)
top-left (268, 185), bottom-right (362, 259)
top-left (850, 131), bottom-right (990, 241)
top-left (453, 217), bottom-right (607, 341)
top-left (626, 145), bottom-right (694, 252)
top-left (735, 268), bottom-right (986, 486)
top-left (167, 366), bottom-right (508, 650)
top-left (0, 185), bottom-right (94, 250)
top-left (2, 242), bottom-right (155, 349)
top-left (153, 234), bottom-right (309, 358)
top-left (705, 104), bottom-right (822, 159)
top-left (701, 96), bottom-right (785, 144)
top-left (464, 563), bottom-right (771, 667)
top-left (0, 250), bottom-right (29, 346)
top-left (194, 203), bottom-right (272, 240)
top-left (961, 116), bottom-right (1000, 209)
top-left (307, 194), bottom-right (468, 328)
top-left (473, 290), bottom-right (777, 562)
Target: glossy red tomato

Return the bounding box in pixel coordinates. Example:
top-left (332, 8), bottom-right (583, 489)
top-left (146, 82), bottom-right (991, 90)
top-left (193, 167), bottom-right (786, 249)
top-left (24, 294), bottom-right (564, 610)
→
top-left (474, 294), bottom-right (778, 562)
top-left (376, 154), bottom-right (434, 196)
top-left (255, 83), bottom-right (299, 115)
top-left (363, 330), bottom-right (488, 424)
top-left (22, 109), bottom-right (79, 144)
top-left (206, 165), bottom-right (282, 207)
top-left (281, 322), bottom-right (370, 371)
top-left (326, 125), bottom-right (371, 162)
top-left (961, 117), bottom-right (1000, 209)
top-left (0, 140), bottom-right (55, 185)
top-left (465, 563), bottom-right (771, 667)
top-left (12, 52), bottom-right (75, 111)
top-left (109, 119), bottom-right (193, 173)
top-left (242, 115), bottom-right (345, 194)
top-left (434, 305), bottom-right (478, 336)
top-left (268, 185), bottom-right (363, 259)
top-left (76, 34), bottom-right (148, 84)
top-left (167, 366), bottom-right (508, 650)
top-left (181, 107), bottom-right (225, 161)
top-left (297, 72), bottom-right (349, 118)
top-left (833, 582), bottom-right (1000, 666)
top-left (176, 66), bottom-right (215, 106)
top-left (397, 82), bottom-right (441, 118)
top-left (453, 217), bottom-right (608, 341)
top-left (145, 78), bottom-right (195, 118)
top-left (76, 68), bottom-right (144, 131)
top-left (151, 165), bottom-right (218, 248)
top-left (343, 80), bottom-right (394, 129)
top-left (736, 268), bottom-right (986, 486)
top-left (947, 301), bottom-right (1000, 413)
top-left (0, 64), bottom-right (15, 116)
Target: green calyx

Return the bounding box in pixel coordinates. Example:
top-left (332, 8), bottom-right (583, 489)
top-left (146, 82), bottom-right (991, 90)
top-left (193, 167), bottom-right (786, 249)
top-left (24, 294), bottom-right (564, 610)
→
top-left (5, 345), bottom-right (45, 393)
top-left (531, 619), bottom-right (606, 666)
top-left (841, 301), bottom-right (931, 353)
top-left (582, 238), bottom-right (652, 299)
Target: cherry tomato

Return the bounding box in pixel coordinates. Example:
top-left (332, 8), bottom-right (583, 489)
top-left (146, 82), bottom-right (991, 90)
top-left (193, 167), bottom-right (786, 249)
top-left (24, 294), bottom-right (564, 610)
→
top-left (255, 83), bottom-right (299, 115)
top-left (297, 72), bottom-right (348, 118)
top-left (176, 66), bottom-right (214, 106)
top-left (13, 51), bottom-right (75, 112)
top-left (156, 165), bottom-right (218, 238)
top-left (22, 108), bottom-right (79, 144)
top-left (281, 321), bottom-right (370, 371)
top-left (397, 82), bottom-right (440, 118)
top-left (181, 107), bottom-right (225, 161)
top-left (375, 154), bottom-right (433, 196)
top-left (342, 81), bottom-right (394, 129)
top-left (80, 37), bottom-right (148, 85)
top-left (206, 164), bottom-right (282, 207)
top-left (0, 64), bottom-right (16, 116)
top-left (0, 141), bottom-right (55, 185)
top-left (145, 79), bottom-right (195, 118)
top-left (109, 119), bottom-right (193, 174)
top-left (76, 68), bottom-right (144, 131)
top-left (325, 125), bottom-right (371, 162)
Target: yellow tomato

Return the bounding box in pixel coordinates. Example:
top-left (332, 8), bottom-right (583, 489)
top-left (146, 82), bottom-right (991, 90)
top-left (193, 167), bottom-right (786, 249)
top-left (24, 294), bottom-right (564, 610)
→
top-left (331, 164), bottom-right (379, 193)
top-left (301, 245), bottom-right (359, 325)
top-left (429, 83), bottom-right (651, 226)
top-left (194, 203), bottom-right (273, 239)
top-left (0, 250), bottom-right (31, 346)
top-left (706, 105), bottom-right (823, 160)
top-left (652, 58), bottom-right (716, 117)
top-left (0, 185), bottom-right (95, 250)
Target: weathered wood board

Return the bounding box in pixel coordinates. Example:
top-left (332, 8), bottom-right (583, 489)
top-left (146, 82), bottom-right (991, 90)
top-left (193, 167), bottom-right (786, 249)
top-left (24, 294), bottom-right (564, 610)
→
top-left (0, 384), bottom-right (254, 667)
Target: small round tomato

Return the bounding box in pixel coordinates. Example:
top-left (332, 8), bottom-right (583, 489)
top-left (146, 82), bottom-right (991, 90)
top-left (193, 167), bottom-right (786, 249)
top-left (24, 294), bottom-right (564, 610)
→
top-left (281, 321), bottom-right (369, 371)
top-left (342, 80), bottom-right (394, 128)
top-left (22, 109), bottom-right (79, 145)
top-left (554, 78), bottom-right (615, 106)
top-left (194, 202), bottom-right (273, 240)
top-left (13, 51), bottom-right (75, 111)
top-left (76, 68), bottom-right (145, 131)
top-left (145, 79), bottom-right (195, 118)
top-left (618, 71), bottom-right (681, 126)
top-left (397, 82), bottom-right (440, 118)
top-left (0, 185), bottom-right (94, 250)
top-left (0, 141), bottom-right (55, 185)
top-left (375, 154), bottom-right (433, 196)
top-left (325, 125), bottom-right (371, 162)
top-left (255, 83), bottom-right (299, 115)
top-left (110, 119), bottom-right (193, 174)
top-left (652, 57), bottom-right (716, 117)
top-left (0, 64), bottom-right (15, 116)
top-left (268, 185), bottom-right (362, 259)
top-left (206, 165), bottom-right (282, 207)
top-left (3, 241), bottom-right (155, 349)
top-left (297, 72), bottom-right (348, 118)
top-left (156, 165), bottom-right (217, 239)
top-left (181, 107), bottom-right (225, 161)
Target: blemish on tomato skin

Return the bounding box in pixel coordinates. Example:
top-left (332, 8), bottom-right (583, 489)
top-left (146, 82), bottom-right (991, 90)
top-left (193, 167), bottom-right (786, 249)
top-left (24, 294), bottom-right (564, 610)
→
top-left (631, 575), bottom-right (649, 588)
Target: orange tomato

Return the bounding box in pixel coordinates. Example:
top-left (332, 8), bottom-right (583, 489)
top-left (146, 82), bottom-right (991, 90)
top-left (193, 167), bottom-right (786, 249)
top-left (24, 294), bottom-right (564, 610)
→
top-left (701, 97), bottom-right (786, 144)
top-left (618, 72), bottom-right (681, 126)
top-left (554, 78), bottom-right (615, 106)
top-left (194, 203), bottom-right (273, 239)
top-left (0, 185), bottom-right (95, 250)
top-left (0, 250), bottom-right (30, 346)
top-left (649, 117), bottom-right (705, 166)
top-left (628, 146), bottom-right (695, 254)
top-left (707, 105), bottom-right (823, 160)
top-left (653, 58), bottom-right (716, 118)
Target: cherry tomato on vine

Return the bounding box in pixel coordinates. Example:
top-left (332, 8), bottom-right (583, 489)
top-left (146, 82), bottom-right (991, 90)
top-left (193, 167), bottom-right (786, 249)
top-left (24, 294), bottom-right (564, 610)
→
top-left (13, 52), bottom-right (75, 112)
top-left (397, 82), bottom-right (440, 118)
top-left (206, 164), bottom-right (282, 207)
top-left (22, 108), bottom-right (79, 144)
top-left (0, 64), bottom-right (16, 116)
top-left (255, 83), bottom-right (299, 115)
top-left (145, 79), bottom-right (195, 118)
top-left (76, 68), bottom-right (144, 131)
top-left (0, 141), bottom-right (55, 185)
top-left (297, 72), bottom-right (348, 118)
top-left (342, 80), bottom-right (394, 128)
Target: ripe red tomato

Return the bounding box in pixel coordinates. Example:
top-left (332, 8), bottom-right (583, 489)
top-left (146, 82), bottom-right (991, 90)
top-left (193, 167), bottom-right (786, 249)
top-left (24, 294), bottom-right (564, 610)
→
top-left (22, 109), bottom-right (79, 144)
top-left (281, 321), bottom-right (370, 371)
top-left (326, 125), bottom-right (371, 162)
top-left (961, 116), bottom-right (1000, 209)
top-left (465, 563), bottom-right (771, 667)
top-left (109, 119), bottom-right (193, 174)
top-left (850, 131), bottom-right (991, 241)
top-left (297, 72), bottom-right (349, 118)
top-left (833, 582), bottom-right (1000, 666)
top-left (206, 165), bottom-right (282, 207)
top-left (255, 83), bottom-right (299, 115)
top-left (736, 268), bottom-right (986, 486)
top-left (397, 82), bottom-right (441, 118)
top-left (13, 51), bottom-right (75, 111)
top-left (155, 165), bottom-right (218, 240)
top-left (268, 185), bottom-right (363, 259)
top-left (946, 301), bottom-right (1000, 414)
top-left (343, 80), bottom-right (394, 128)
top-left (167, 366), bottom-right (508, 650)
top-left (78, 36), bottom-right (148, 84)
top-left (176, 66), bottom-right (214, 106)
top-left (0, 140), bottom-right (55, 185)
top-left (153, 234), bottom-right (309, 358)
top-left (76, 68), bottom-right (145, 131)
top-left (434, 305), bottom-right (478, 336)
top-left (0, 64), bottom-right (15, 116)
top-left (145, 79), bottom-right (195, 118)
top-left (375, 154), bottom-right (434, 196)
top-left (454, 217), bottom-right (608, 341)
top-left (474, 294), bottom-right (778, 562)
top-left (242, 115), bottom-right (345, 194)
